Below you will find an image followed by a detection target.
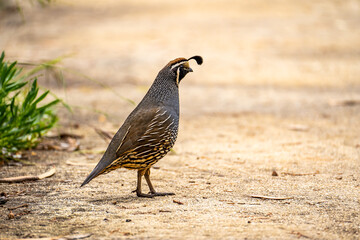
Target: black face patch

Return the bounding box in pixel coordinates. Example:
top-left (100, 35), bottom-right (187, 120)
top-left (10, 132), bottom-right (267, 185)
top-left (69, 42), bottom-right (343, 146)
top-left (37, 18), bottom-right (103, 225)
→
top-left (167, 56), bottom-right (203, 85)
top-left (172, 62), bottom-right (191, 85)
top-left (178, 66), bottom-right (191, 83)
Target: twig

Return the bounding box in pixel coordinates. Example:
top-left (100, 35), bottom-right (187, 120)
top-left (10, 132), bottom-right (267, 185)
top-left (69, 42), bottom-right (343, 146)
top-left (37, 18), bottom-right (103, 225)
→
top-left (159, 209), bottom-right (172, 213)
top-left (249, 195), bottom-right (294, 200)
top-left (7, 204), bottom-right (28, 210)
top-left (282, 170), bottom-right (319, 176)
top-left (94, 127), bottom-right (114, 142)
top-left (173, 200), bottom-right (184, 205)
top-left (0, 167), bottom-right (56, 183)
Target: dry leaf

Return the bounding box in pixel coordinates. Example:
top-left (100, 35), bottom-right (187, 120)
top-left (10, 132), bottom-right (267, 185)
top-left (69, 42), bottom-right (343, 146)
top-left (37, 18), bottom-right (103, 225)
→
top-left (46, 132), bottom-right (83, 139)
top-left (66, 138), bottom-right (80, 151)
top-left (0, 168), bottom-right (56, 183)
top-left (37, 135), bottom-right (81, 152)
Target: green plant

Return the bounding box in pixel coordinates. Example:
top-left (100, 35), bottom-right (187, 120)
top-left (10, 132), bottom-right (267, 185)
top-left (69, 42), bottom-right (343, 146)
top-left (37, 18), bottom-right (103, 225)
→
top-left (0, 51), bottom-right (59, 160)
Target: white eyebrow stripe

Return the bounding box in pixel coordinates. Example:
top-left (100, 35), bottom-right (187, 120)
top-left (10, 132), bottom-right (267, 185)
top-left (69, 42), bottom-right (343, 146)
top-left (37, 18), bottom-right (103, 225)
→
top-left (170, 61), bottom-right (187, 70)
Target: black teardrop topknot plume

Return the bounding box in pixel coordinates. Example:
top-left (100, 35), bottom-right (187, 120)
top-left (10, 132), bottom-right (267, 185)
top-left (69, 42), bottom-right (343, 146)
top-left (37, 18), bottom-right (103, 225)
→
top-left (188, 56), bottom-right (203, 65)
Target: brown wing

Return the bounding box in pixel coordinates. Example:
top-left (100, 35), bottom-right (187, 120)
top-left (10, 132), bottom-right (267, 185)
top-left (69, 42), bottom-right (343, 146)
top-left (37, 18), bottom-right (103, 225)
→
top-left (81, 105), bottom-right (178, 185)
top-left (81, 106), bottom-right (163, 186)
top-left (114, 106), bottom-right (177, 168)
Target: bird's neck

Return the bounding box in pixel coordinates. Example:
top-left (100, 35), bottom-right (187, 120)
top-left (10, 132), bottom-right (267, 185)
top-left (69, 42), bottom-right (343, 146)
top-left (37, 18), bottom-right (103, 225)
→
top-left (145, 74), bottom-right (179, 107)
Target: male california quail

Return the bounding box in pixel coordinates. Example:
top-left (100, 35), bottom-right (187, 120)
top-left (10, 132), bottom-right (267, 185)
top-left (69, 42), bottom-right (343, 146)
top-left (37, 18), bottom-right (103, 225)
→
top-left (81, 56), bottom-right (203, 197)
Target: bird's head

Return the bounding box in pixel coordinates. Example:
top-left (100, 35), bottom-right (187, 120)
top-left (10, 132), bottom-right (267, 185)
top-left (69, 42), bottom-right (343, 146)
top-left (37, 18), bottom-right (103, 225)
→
top-left (166, 55), bottom-right (203, 85)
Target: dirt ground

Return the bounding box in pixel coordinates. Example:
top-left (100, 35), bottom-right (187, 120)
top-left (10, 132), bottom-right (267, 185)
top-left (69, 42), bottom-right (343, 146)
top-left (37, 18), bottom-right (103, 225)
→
top-left (1, 0), bottom-right (360, 239)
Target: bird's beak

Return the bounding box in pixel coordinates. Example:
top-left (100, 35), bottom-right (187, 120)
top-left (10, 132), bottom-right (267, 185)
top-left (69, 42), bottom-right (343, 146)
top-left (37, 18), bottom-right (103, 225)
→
top-left (186, 67), bottom-right (193, 72)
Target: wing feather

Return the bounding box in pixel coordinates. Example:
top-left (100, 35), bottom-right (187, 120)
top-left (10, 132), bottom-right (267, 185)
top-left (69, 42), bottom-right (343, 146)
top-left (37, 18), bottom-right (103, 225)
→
top-left (81, 106), bottom-right (171, 186)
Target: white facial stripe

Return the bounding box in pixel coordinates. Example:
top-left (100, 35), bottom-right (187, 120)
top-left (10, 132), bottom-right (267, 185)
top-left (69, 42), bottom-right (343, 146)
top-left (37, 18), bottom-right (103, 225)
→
top-left (170, 61), bottom-right (187, 70)
top-left (176, 67), bottom-right (180, 85)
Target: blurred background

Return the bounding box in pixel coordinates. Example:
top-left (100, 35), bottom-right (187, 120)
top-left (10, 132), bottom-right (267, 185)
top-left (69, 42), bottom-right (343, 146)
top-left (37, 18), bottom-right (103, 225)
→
top-left (1, 0), bottom-right (359, 123)
top-left (1, 1), bottom-right (360, 238)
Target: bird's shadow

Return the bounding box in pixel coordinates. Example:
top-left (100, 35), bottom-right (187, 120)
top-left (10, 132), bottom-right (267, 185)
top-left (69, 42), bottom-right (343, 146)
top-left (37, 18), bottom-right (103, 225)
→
top-left (86, 193), bottom-right (162, 204)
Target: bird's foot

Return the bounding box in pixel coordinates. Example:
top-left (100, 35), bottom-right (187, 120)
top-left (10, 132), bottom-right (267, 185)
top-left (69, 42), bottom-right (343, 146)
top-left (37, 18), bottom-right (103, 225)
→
top-left (136, 192), bottom-right (155, 198)
top-left (132, 189), bottom-right (153, 198)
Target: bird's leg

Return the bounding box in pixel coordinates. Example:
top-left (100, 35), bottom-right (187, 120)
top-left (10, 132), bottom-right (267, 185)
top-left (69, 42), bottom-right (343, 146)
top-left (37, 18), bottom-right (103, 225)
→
top-left (144, 168), bottom-right (175, 196)
top-left (135, 169), bottom-right (154, 198)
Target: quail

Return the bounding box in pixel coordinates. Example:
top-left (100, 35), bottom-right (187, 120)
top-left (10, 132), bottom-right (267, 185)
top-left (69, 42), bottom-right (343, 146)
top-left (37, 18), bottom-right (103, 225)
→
top-left (81, 55), bottom-right (203, 197)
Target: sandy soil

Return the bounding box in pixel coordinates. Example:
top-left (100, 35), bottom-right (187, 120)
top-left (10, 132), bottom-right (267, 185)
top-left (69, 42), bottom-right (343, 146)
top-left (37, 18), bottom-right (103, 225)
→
top-left (1, 0), bottom-right (360, 239)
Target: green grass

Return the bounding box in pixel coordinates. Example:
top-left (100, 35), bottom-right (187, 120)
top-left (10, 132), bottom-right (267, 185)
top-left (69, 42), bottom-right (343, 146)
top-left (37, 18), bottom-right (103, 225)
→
top-left (0, 51), bottom-right (59, 161)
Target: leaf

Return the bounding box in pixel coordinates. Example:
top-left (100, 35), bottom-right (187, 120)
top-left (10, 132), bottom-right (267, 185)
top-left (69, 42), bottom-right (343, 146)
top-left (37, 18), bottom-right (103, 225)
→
top-left (0, 167), bottom-right (56, 183)
top-left (33, 90), bottom-right (49, 106)
top-left (4, 81), bottom-right (27, 92)
top-left (0, 52), bottom-right (60, 160)
top-left (0, 51), bottom-right (4, 63)
top-left (36, 99), bottom-right (60, 113)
